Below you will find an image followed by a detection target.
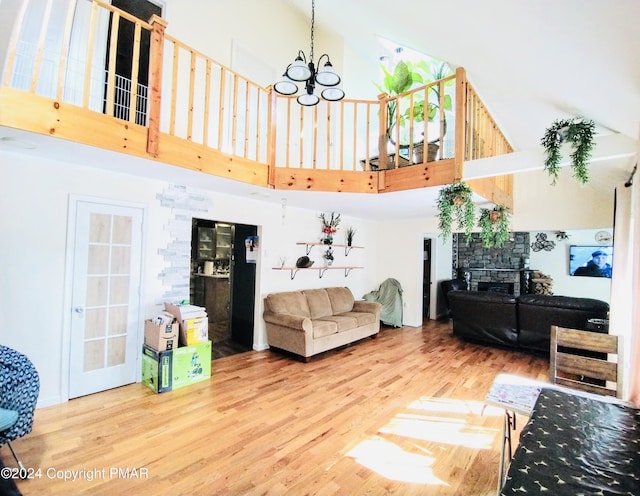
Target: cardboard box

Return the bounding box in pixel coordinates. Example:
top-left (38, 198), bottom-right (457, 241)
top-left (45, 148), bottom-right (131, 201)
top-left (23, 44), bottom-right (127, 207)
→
top-left (181, 316), bottom-right (208, 345)
top-left (172, 341), bottom-right (212, 390)
top-left (164, 303), bottom-right (208, 346)
top-left (141, 345), bottom-right (173, 393)
top-left (144, 319), bottom-right (178, 351)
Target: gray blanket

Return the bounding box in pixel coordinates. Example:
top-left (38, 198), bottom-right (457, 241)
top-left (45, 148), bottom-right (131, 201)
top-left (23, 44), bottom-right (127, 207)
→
top-left (363, 278), bottom-right (403, 327)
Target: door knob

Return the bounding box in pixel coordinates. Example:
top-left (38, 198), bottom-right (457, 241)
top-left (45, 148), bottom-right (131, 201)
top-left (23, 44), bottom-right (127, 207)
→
top-left (74, 307), bottom-right (84, 315)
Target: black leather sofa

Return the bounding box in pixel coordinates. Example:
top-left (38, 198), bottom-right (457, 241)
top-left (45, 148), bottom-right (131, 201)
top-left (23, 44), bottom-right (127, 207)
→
top-left (440, 278), bottom-right (469, 317)
top-left (447, 290), bottom-right (609, 354)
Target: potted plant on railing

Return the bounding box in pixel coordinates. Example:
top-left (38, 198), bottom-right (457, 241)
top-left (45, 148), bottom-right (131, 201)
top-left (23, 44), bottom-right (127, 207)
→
top-left (400, 62), bottom-right (453, 162)
top-left (437, 181), bottom-right (476, 241)
top-left (478, 204), bottom-right (511, 248)
top-left (375, 60), bottom-right (453, 163)
top-left (541, 117), bottom-right (596, 185)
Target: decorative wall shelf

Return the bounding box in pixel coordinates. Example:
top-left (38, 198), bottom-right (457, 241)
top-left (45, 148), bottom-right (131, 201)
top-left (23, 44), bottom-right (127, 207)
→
top-left (295, 242), bottom-right (363, 256)
top-left (272, 266), bottom-right (363, 280)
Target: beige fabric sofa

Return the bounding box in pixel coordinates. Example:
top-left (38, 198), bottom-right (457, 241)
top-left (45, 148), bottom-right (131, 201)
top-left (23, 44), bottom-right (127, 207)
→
top-left (263, 287), bottom-right (382, 361)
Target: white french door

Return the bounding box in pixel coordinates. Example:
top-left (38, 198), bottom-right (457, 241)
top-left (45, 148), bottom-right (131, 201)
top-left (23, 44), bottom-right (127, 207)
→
top-left (68, 198), bottom-right (144, 398)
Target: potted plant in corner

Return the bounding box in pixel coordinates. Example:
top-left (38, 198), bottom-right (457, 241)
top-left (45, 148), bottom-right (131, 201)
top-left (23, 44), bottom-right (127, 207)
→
top-left (478, 204), bottom-right (511, 248)
top-left (436, 181), bottom-right (476, 241)
top-left (541, 117), bottom-right (596, 185)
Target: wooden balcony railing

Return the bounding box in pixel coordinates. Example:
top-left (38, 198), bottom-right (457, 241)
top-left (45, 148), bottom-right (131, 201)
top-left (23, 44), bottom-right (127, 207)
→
top-left (0, 0), bottom-right (513, 204)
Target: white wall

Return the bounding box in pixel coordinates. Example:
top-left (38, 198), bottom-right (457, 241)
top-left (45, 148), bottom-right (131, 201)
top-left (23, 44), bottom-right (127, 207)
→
top-left (528, 229), bottom-right (612, 303)
top-left (511, 168), bottom-right (615, 231)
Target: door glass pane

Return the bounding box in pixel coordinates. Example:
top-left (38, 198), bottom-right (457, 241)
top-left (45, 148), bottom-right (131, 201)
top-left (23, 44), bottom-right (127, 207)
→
top-left (107, 336), bottom-right (126, 366)
top-left (88, 245), bottom-right (110, 273)
top-left (108, 306), bottom-right (128, 336)
top-left (89, 213), bottom-right (111, 243)
top-left (112, 215), bottom-right (132, 244)
top-left (84, 339), bottom-right (105, 371)
top-left (110, 275), bottom-right (130, 305)
top-left (86, 275), bottom-right (108, 306)
top-left (111, 246), bottom-right (131, 274)
top-left (85, 307), bottom-right (107, 339)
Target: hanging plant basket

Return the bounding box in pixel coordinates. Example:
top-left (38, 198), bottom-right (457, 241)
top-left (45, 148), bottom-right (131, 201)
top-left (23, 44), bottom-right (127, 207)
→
top-left (478, 204), bottom-right (511, 248)
top-left (541, 117), bottom-right (596, 185)
top-left (437, 181), bottom-right (476, 241)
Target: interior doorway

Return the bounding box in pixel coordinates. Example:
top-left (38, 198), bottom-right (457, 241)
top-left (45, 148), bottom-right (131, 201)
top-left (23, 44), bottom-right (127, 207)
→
top-left (191, 218), bottom-right (256, 359)
top-left (423, 238), bottom-right (432, 320)
top-left (106, 0), bottom-right (162, 124)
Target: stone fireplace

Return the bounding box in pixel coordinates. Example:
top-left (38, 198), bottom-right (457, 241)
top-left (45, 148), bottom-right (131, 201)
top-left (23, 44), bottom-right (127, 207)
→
top-left (453, 232), bottom-right (532, 295)
top-left (477, 281), bottom-right (515, 294)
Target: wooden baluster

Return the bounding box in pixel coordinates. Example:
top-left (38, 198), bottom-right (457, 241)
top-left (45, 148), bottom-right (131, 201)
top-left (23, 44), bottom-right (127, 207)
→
top-left (454, 67), bottom-right (467, 182)
top-left (377, 93), bottom-right (389, 170)
top-left (146, 14), bottom-right (167, 157)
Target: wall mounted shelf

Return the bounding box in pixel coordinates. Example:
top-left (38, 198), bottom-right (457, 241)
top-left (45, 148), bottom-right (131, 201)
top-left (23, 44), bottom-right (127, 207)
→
top-left (296, 242), bottom-right (363, 256)
top-left (272, 266), bottom-right (363, 280)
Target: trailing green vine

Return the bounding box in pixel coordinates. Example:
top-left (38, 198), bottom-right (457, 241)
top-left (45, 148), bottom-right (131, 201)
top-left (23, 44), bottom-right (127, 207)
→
top-left (437, 181), bottom-right (475, 241)
top-left (478, 205), bottom-right (511, 248)
top-left (541, 117), bottom-right (596, 185)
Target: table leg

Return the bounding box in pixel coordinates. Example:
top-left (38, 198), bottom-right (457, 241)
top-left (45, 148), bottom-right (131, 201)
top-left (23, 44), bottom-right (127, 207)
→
top-left (496, 410), bottom-right (516, 495)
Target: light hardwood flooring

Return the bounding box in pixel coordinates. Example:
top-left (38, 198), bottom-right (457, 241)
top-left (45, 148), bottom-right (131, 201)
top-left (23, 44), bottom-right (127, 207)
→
top-left (7, 320), bottom-right (549, 496)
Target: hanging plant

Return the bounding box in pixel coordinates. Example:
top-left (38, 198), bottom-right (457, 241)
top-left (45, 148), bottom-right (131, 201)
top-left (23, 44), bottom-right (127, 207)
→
top-left (541, 117), bottom-right (596, 185)
top-left (478, 204), bottom-right (511, 248)
top-left (437, 181), bottom-right (475, 241)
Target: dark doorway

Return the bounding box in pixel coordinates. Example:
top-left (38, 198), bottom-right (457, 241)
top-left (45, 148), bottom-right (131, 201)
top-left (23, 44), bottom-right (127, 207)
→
top-left (230, 224), bottom-right (258, 349)
top-left (191, 219), bottom-right (256, 359)
top-left (423, 238), bottom-right (431, 319)
top-left (106, 0), bottom-right (162, 124)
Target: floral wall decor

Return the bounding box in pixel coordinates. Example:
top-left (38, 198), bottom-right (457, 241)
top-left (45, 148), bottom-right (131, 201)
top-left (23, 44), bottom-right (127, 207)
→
top-left (319, 212), bottom-right (341, 245)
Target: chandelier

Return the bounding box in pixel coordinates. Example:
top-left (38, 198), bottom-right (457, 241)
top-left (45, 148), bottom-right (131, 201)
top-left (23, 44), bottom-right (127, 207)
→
top-left (273, 0), bottom-right (345, 106)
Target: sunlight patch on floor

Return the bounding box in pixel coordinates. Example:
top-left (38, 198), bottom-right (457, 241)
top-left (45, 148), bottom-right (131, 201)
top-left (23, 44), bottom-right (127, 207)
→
top-left (346, 437), bottom-right (449, 486)
top-left (408, 397), bottom-right (503, 417)
top-left (345, 397), bottom-right (502, 484)
top-left (380, 412), bottom-right (496, 449)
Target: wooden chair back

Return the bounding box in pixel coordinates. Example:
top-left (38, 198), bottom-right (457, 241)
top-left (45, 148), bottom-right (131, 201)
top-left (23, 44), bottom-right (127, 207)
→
top-left (549, 325), bottom-right (622, 398)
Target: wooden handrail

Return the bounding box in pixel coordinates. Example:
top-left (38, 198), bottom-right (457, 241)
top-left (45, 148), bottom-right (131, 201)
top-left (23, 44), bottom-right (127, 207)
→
top-left (0, 0), bottom-right (514, 204)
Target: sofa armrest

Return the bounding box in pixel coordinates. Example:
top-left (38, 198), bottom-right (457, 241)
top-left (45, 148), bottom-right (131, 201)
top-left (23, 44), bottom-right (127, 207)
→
top-left (263, 312), bottom-right (312, 332)
top-left (353, 300), bottom-right (381, 317)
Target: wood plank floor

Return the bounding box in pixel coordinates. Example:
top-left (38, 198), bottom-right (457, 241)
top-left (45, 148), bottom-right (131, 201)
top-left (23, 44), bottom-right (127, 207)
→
top-left (7, 320), bottom-right (549, 496)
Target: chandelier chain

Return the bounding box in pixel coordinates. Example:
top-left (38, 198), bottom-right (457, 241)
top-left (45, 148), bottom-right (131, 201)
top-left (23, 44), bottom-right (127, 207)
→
top-left (309, 0), bottom-right (315, 63)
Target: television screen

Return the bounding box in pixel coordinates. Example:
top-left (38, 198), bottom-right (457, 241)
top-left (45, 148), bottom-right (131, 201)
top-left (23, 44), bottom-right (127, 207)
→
top-left (569, 245), bottom-right (613, 278)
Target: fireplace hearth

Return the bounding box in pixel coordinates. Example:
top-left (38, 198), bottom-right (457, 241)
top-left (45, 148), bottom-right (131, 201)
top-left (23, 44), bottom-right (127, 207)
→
top-left (477, 281), bottom-right (515, 294)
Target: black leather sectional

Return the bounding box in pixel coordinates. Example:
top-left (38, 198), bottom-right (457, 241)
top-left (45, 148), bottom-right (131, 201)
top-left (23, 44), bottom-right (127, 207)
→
top-left (447, 290), bottom-right (609, 354)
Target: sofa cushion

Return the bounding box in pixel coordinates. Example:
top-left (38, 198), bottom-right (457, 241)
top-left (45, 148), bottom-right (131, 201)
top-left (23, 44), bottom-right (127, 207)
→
top-left (325, 287), bottom-right (355, 314)
top-left (304, 289), bottom-right (334, 319)
top-left (339, 311), bottom-right (376, 327)
top-left (312, 319), bottom-right (338, 338)
top-left (315, 315), bottom-right (358, 332)
top-left (448, 290), bottom-right (519, 348)
top-left (266, 291), bottom-right (310, 318)
top-left (518, 294), bottom-right (609, 353)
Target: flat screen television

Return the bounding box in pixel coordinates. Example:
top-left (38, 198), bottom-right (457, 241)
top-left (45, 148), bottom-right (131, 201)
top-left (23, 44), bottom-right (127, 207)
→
top-left (569, 245), bottom-right (613, 278)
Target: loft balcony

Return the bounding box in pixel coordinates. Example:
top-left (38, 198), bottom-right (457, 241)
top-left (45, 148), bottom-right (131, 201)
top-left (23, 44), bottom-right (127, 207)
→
top-left (0, 0), bottom-right (514, 209)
